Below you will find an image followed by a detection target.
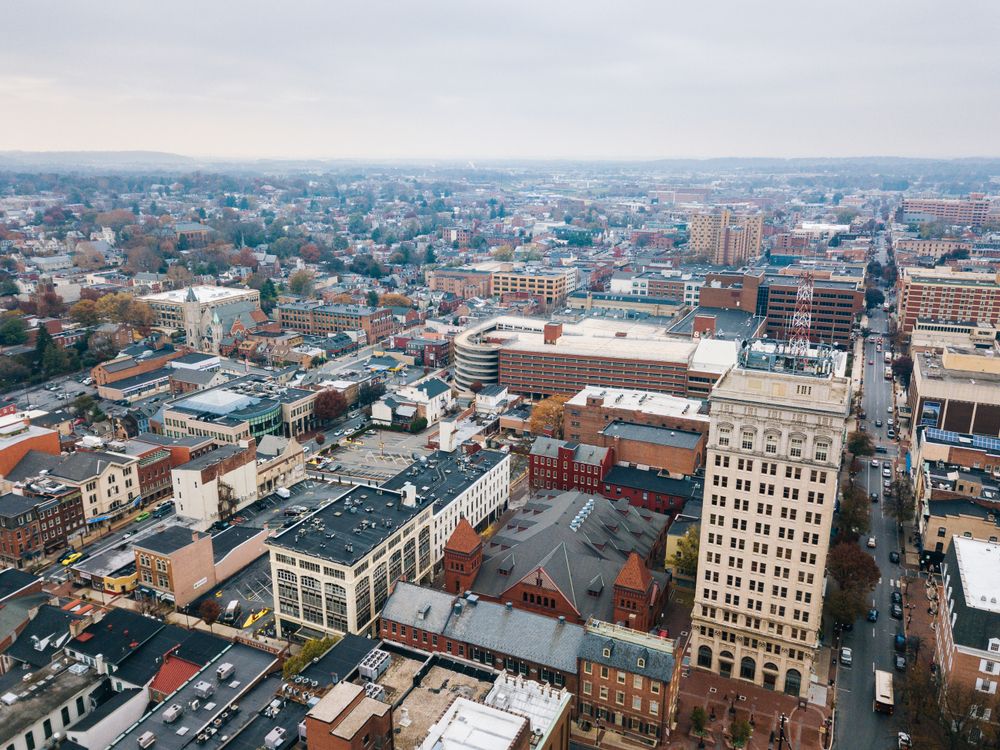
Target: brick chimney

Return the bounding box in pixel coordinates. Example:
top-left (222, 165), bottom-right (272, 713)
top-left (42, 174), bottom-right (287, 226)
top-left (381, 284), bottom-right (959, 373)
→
top-left (693, 314), bottom-right (717, 338)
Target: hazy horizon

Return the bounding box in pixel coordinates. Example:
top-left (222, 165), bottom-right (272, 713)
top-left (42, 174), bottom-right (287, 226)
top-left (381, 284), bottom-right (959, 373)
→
top-left (3, 0), bottom-right (998, 161)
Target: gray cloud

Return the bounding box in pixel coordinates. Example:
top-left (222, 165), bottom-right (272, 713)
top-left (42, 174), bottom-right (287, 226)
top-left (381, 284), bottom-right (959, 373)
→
top-left (0, 0), bottom-right (997, 159)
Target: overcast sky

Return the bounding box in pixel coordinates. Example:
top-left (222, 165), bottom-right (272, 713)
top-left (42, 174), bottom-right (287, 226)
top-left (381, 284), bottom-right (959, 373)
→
top-left (1, 1), bottom-right (997, 160)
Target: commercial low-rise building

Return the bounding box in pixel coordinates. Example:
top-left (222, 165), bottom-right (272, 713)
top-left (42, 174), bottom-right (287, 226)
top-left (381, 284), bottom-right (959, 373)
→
top-left (171, 442), bottom-right (258, 528)
top-left (267, 482), bottom-right (435, 638)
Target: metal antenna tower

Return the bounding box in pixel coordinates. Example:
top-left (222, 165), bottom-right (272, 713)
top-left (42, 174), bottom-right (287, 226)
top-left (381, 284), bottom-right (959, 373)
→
top-left (788, 272), bottom-right (814, 358)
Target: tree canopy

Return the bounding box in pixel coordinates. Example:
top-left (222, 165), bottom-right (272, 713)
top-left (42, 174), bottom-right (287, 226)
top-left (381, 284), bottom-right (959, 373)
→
top-left (528, 395), bottom-right (569, 438)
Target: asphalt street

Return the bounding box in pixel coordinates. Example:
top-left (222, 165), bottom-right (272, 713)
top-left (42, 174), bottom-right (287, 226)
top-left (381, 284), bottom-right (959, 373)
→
top-left (834, 239), bottom-right (907, 748)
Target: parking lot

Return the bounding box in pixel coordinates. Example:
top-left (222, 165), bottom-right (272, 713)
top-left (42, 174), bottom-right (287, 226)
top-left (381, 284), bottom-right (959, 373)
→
top-left (317, 428), bottom-right (430, 482)
top-left (188, 553), bottom-right (274, 632)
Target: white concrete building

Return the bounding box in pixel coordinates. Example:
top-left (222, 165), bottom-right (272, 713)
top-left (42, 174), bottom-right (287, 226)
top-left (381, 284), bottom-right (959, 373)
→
top-left (690, 342), bottom-right (851, 698)
top-left (172, 443), bottom-right (258, 528)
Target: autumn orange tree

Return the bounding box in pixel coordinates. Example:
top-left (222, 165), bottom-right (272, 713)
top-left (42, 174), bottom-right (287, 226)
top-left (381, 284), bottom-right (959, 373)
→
top-left (378, 293), bottom-right (412, 307)
top-left (528, 395), bottom-right (570, 438)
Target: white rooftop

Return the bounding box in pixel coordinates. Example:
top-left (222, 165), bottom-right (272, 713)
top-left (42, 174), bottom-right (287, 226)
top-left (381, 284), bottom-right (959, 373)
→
top-left (180, 389), bottom-right (255, 414)
top-left (484, 674), bottom-right (570, 734)
top-left (416, 697), bottom-right (527, 750)
top-left (141, 285), bottom-right (255, 303)
top-left (566, 387), bottom-right (707, 421)
top-left (953, 536), bottom-right (1000, 614)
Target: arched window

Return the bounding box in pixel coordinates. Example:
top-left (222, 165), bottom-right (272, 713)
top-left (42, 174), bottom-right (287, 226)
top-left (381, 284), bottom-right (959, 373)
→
top-left (697, 645), bottom-right (713, 668)
top-left (784, 668), bottom-right (802, 696)
top-left (740, 656), bottom-right (756, 681)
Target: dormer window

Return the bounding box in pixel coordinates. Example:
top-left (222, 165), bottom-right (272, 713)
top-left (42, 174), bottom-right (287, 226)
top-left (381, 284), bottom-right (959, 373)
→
top-left (637, 658), bottom-right (645, 668)
top-left (603, 647), bottom-right (611, 658)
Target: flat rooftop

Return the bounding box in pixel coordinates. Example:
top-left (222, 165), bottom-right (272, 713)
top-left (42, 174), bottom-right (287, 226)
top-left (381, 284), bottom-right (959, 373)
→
top-left (108, 643), bottom-right (277, 750)
top-left (566, 387), bottom-right (708, 421)
top-left (953, 536), bottom-right (1000, 614)
top-left (416, 697), bottom-right (527, 750)
top-left (600, 421), bottom-right (703, 449)
top-left (266, 483), bottom-right (424, 567)
top-left (382, 449), bottom-right (507, 516)
top-left (0, 659), bottom-right (103, 740)
top-left (142, 285), bottom-right (256, 303)
top-left (385, 659), bottom-right (496, 750)
top-left (669, 306), bottom-right (767, 341)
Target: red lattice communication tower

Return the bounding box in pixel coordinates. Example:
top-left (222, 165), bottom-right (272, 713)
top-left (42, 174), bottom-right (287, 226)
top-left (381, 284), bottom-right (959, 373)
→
top-left (787, 272), bottom-right (814, 358)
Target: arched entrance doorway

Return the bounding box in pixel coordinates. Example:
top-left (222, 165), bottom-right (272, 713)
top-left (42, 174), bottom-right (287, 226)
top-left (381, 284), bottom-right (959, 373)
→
top-left (762, 663), bottom-right (779, 691)
top-left (719, 650), bottom-right (734, 679)
top-left (784, 668), bottom-right (802, 696)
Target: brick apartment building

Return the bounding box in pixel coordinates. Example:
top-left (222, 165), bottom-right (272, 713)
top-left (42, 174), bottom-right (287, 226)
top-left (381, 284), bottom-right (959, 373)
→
top-left (689, 210), bottom-right (764, 266)
top-left (91, 347), bottom-right (183, 386)
top-left (569, 388), bottom-right (709, 441)
top-left (277, 302), bottom-right (394, 344)
top-left (379, 583), bottom-right (684, 746)
top-left (304, 682), bottom-right (393, 750)
top-left (934, 537), bottom-right (1000, 742)
top-left (0, 486), bottom-right (86, 568)
top-left (528, 437), bottom-right (616, 493)
top-left (426, 267), bottom-right (493, 298)
top-left (897, 267), bottom-right (1000, 335)
top-left (901, 195), bottom-right (991, 226)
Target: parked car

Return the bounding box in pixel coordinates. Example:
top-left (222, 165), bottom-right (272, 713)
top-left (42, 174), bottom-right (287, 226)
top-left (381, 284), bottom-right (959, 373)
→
top-left (875, 419), bottom-right (883, 427)
top-left (889, 551), bottom-right (901, 564)
top-left (891, 591), bottom-right (902, 605)
top-left (894, 632), bottom-right (907, 652)
top-left (895, 653), bottom-right (907, 671)
top-left (891, 603), bottom-right (903, 619)
top-left (868, 536), bottom-right (877, 548)
top-left (871, 492), bottom-right (879, 502)
top-left (871, 458), bottom-right (879, 467)
top-left (840, 647), bottom-right (853, 666)
top-left (134, 511), bottom-right (150, 522)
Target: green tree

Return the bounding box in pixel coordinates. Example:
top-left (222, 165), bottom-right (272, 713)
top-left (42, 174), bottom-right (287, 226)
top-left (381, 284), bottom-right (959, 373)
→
top-left (409, 416), bottom-right (428, 433)
top-left (366, 290), bottom-right (379, 307)
top-left (838, 482), bottom-right (871, 538)
top-left (198, 599), bottom-right (221, 633)
top-left (673, 525), bottom-right (700, 576)
top-left (886, 477), bottom-right (916, 524)
top-left (347, 214), bottom-right (366, 235)
top-left (847, 430), bottom-right (874, 457)
top-left (288, 270), bottom-right (315, 298)
top-left (690, 706), bottom-right (708, 736)
top-left (865, 287), bottom-right (885, 310)
top-left (259, 278), bottom-right (278, 313)
top-left (424, 247), bottom-right (436, 264)
top-left (34, 324), bottom-right (54, 362)
top-left (41, 344), bottom-right (70, 376)
top-left (824, 542), bottom-right (881, 626)
top-left (892, 356), bottom-right (913, 387)
top-left (0, 315), bottom-right (28, 345)
top-left (730, 718), bottom-right (752, 748)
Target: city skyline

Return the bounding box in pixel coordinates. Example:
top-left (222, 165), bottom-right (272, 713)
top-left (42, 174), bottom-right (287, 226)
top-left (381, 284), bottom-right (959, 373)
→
top-left (2, 0), bottom-right (999, 160)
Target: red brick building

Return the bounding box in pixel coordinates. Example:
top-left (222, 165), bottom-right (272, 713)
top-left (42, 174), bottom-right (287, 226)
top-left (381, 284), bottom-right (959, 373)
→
top-left (564, 387), bottom-right (710, 445)
top-left (440, 491), bottom-right (669, 627)
top-left (933, 537), bottom-right (1000, 741)
top-left (276, 302), bottom-right (394, 344)
top-left (528, 437), bottom-right (615, 492)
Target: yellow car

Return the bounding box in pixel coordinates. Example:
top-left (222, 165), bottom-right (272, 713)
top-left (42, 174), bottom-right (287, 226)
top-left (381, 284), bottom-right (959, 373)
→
top-left (61, 552), bottom-right (83, 566)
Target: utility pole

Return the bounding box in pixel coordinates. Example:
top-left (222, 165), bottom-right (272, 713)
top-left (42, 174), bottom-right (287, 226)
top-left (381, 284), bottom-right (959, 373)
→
top-left (775, 713), bottom-right (788, 750)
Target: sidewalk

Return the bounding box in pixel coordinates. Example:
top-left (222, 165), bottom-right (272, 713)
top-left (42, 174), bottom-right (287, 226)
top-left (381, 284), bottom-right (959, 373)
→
top-left (669, 670), bottom-right (831, 750)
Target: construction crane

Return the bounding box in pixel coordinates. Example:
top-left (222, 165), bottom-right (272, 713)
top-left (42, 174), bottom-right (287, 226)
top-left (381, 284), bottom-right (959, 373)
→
top-left (787, 271), bottom-right (814, 359)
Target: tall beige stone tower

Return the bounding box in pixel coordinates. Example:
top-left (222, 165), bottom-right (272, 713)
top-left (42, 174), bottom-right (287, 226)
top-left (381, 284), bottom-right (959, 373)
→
top-left (690, 343), bottom-right (851, 697)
